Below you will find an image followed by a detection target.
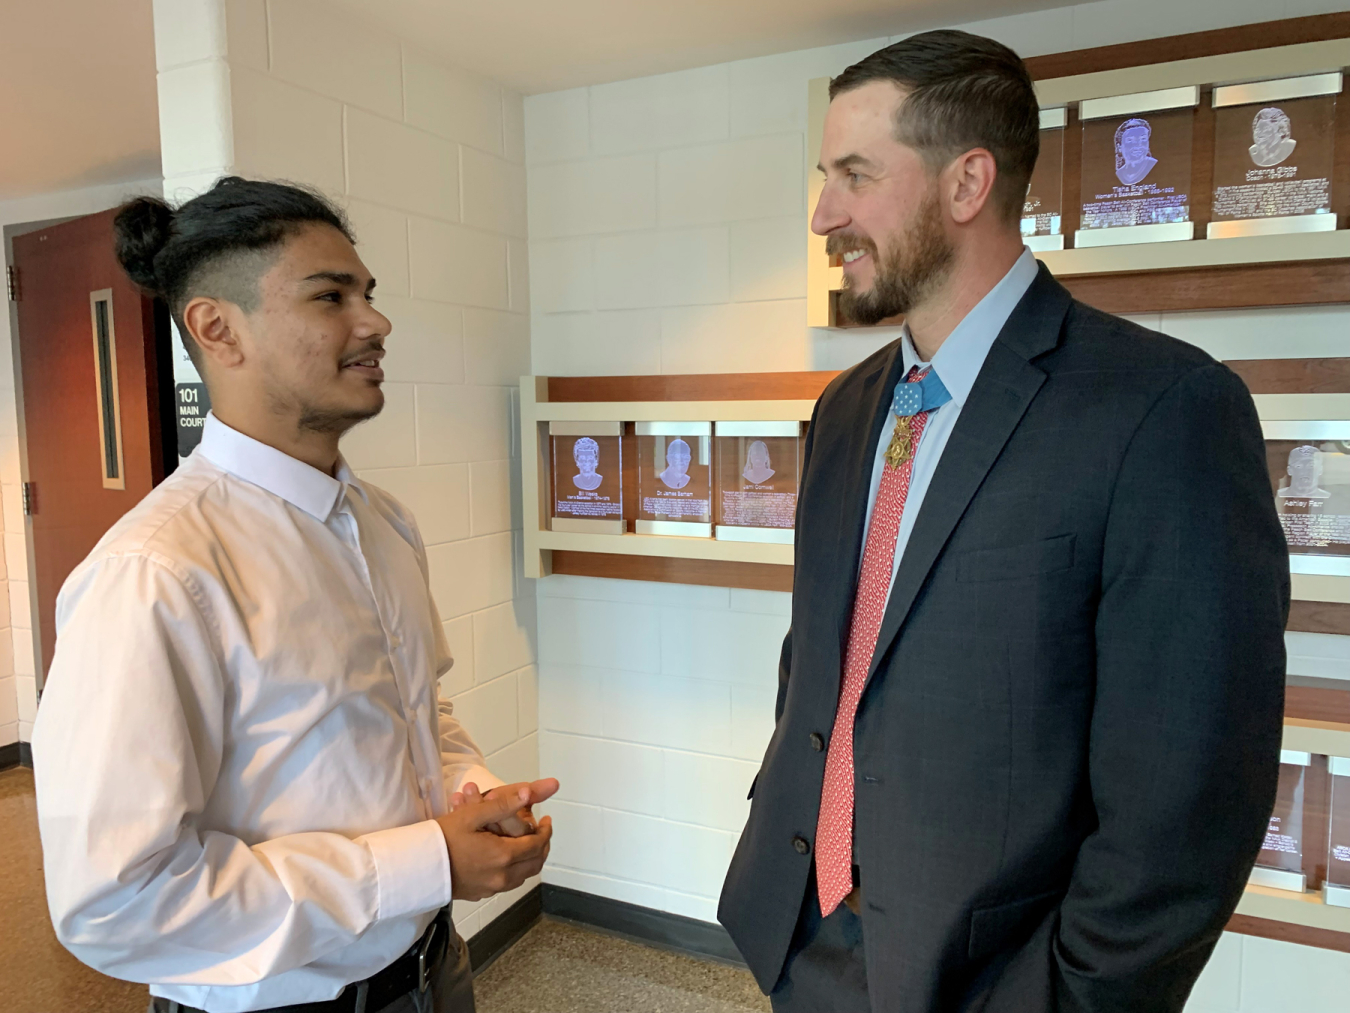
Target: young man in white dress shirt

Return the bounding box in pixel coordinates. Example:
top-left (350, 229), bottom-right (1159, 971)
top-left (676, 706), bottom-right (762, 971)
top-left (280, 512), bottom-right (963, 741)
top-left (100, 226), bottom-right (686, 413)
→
top-left (31, 177), bottom-right (555, 1013)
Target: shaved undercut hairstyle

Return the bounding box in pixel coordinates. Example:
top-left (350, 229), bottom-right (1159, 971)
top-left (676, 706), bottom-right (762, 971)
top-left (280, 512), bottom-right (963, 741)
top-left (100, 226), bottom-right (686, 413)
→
top-left (113, 176), bottom-right (354, 372)
top-left (830, 30), bottom-right (1040, 223)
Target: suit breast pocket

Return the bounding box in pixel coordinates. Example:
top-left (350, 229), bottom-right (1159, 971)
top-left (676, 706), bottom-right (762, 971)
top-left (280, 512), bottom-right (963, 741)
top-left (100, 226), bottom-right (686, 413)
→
top-left (955, 534), bottom-right (1075, 584)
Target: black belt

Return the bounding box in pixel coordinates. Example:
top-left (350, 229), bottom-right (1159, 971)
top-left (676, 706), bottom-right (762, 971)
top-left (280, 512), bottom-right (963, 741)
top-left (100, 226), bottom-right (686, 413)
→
top-left (155, 908), bottom-right (452, 1013)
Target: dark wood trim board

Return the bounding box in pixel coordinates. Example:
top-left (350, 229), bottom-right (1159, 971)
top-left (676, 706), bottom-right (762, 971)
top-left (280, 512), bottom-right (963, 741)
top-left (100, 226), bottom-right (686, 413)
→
top-left (469, 886), bottom-right (543, 975)
top-left (550, 550), bottom-right (794, 593)
top-left (541, 884), bottom-right (747, 967)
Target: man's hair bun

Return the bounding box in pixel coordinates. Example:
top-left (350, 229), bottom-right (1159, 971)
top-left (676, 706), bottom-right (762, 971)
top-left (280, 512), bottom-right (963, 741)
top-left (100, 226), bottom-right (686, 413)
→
top-left (113, 197), bottom-right (176, 295)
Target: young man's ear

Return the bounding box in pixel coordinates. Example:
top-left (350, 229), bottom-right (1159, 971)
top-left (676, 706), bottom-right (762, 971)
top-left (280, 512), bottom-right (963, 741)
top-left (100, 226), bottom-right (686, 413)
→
top-left (183, 297), bottom-right (245, 370)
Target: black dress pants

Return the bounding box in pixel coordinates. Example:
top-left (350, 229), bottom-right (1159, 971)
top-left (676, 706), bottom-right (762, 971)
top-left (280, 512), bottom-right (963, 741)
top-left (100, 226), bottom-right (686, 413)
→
top-left (770, 867), bottom-right (870, 1013)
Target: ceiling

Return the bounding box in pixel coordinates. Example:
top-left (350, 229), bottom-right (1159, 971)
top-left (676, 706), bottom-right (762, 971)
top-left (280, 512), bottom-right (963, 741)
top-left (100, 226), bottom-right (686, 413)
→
top-left (0, 0), bottom-right (160, 203)
top-left (337, 0), bottom-right (1070, 94)
top-left (0, 0), bottom-right (1063, 202)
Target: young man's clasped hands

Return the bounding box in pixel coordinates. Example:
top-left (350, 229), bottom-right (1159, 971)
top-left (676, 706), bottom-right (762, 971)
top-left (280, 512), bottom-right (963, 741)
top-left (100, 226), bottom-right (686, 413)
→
top-left (440, 779), bottom-right (559, 902)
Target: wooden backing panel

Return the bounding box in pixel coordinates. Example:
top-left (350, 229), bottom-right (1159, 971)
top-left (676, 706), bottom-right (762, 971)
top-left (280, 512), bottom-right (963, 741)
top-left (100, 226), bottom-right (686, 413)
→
top-left (1226, 358), bottom-right (1350, 395)
top-left (1023, 13), bottom-right (1350, 81)
top-left (1288, 599), bottom-right (1350, 635)
top-left (1061, 105), bottom-right (1083, 240)
top-left (1334, 83), bottom-right (1350, 228)
top-left (1286, 686), bottom-right (1350, 725)
top-left (550, 550), bottom-right (794, 592)
top-left (1059, 258), bottom-right (1350, 314)
top-left (548, 372), bottom-right (841, 403)
top-left (1190, 89), bottom-right (1217, 239)
top-left (1304, 755), bottom-right (1332, 890)
top-left (1226, 913), bottom-right (1350, 953)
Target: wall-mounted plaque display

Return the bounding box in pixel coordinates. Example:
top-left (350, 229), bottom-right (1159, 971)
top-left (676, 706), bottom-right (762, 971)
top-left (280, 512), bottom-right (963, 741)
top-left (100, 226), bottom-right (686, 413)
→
top-left (1262, 421), bottom-right (1350, 577)
top-left (714, 422), bottom-right (802, 544)
top-left (1075, 86), bottom-right (1199, 248)
top-left (549, 421), bottom-right (624, 535)
top-left (636, 422), bottom-right (713, 537)
top-left (1023, 107), bottom-right (1067, 252)
top-left (1209, 73), bottom-right (1341, 239)
top-left (1250, 751), bottom-right (1312, 892)
top-left (1328, 756), bottom-right (1350, 909)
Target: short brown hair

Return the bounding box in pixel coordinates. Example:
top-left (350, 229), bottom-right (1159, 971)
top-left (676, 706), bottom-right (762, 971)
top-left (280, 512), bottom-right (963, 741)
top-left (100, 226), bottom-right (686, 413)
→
top-left (830, 30), bottom-right (1039, 222)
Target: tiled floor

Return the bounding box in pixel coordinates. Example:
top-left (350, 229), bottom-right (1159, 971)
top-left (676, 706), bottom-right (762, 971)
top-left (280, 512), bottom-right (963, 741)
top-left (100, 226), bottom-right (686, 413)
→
top-left (475, 919), bottom-right (769, 1013)
top-left (0, 766), bottom-right (147, 1013)
top-left (0, 766), bottom-right (768, 1013)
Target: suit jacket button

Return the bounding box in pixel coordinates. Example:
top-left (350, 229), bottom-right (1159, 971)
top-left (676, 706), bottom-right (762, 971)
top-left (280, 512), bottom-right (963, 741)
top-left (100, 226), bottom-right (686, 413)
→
top-left (792, 836), bottom-right (811, 855)
top-left (809, 732), bottom-right (824, 752)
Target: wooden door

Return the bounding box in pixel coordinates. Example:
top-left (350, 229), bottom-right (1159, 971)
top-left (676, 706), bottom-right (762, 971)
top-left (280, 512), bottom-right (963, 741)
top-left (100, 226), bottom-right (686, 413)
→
top-left (11, 208), bottom-right (174, 679)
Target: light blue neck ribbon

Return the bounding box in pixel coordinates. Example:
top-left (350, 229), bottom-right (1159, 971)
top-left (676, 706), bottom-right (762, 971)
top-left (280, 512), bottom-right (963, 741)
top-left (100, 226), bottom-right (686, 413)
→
top-left (891, 369), bottom-right (952, 418)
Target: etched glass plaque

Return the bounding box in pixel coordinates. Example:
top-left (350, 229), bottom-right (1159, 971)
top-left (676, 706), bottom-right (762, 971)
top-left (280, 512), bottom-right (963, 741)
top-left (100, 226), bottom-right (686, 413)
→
top-left (1251, 758), bottom-right (1310, 892)
top-left (1265, 435), bottom-right (1350, 574)
top-left (636, 423), bottom-right (712, 537)
top-left (1328, 757), bottom-right (1350, 907)
top-left (1209, 74), bottom-right (1340, 239)
top-left (714, 422), bottom-right (802, 543)
top-left (1077, 105), bottom-right (1195, 246)
top-left (550, 427), bottom-right (624, 534)
top-left (1023, 109), bottom-right (1066, 251)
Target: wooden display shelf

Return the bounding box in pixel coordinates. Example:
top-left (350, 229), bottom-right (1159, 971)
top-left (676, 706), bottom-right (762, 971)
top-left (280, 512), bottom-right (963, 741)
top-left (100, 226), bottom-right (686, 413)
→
top-left (1232, 888), bottom-right (1350, 953)
top-left (807, 15), bottom-right (1350, 326)
top-left (1283, 717), bottom-right (1350, 757)
top-left (519, 373), bottom-right (817, 585)
top-left (523, 370), bottom-right (1350, 952)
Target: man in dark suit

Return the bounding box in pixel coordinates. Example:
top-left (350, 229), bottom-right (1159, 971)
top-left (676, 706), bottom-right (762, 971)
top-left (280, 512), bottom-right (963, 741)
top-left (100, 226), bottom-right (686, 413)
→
top-left (719, 30), bottom-right (1289, 1013)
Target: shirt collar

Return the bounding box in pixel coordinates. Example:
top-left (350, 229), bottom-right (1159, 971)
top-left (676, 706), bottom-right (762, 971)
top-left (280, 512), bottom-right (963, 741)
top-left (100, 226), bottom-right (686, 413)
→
top-left (899, 246), bottom-right (1039, 408)
top-left (197, 412), bottom-right (358, 520)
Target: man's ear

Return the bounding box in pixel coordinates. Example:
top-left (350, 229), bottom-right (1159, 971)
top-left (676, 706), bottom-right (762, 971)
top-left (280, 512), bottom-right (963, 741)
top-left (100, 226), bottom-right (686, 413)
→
top-left (182, 296), bottom-right (246, 370)
top-left (945, 147), bottom-right (1000, 225)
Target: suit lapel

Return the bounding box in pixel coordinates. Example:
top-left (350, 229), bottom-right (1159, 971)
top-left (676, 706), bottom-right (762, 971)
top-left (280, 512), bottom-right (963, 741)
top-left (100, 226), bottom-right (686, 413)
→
top-left (865, 266), bottom-right (1072, 683)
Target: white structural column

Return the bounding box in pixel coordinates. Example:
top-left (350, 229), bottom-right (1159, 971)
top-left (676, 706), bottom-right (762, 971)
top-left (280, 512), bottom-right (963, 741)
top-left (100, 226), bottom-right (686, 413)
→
top-left (149, 0), bottom-right (537, 940)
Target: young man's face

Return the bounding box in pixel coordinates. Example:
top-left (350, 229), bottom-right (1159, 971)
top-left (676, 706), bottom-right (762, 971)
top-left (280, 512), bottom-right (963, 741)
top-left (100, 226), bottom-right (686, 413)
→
top-left (240, 223), bottom-right (390, 433)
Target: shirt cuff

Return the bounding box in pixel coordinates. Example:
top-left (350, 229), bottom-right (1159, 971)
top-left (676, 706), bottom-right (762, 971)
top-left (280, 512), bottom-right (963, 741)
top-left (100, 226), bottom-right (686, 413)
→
top-left (362, 820), bottom-right (452, 922)
top-left (452, 764), bottom-right (505, 796)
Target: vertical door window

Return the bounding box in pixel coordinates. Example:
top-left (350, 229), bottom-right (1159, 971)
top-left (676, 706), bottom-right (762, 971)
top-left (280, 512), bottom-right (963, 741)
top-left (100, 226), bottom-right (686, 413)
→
top-left (89, 289), bottom-right (125, 490)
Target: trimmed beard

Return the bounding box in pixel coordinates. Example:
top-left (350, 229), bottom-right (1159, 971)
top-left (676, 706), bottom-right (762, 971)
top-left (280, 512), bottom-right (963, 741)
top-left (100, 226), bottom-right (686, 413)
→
top-left (833, 187), bottom-right (955, 326)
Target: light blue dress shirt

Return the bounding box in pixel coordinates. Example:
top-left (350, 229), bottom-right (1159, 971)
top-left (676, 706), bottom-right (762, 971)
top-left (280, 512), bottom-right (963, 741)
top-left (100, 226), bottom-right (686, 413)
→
top-left (860, 247), bottom-right (1041, 604)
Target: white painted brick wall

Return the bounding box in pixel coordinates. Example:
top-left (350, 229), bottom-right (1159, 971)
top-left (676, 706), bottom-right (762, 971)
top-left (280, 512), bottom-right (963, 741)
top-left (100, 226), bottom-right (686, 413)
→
top-left (523, 0), bottom-right (1350, 1003)
top-left (152, 0), bottom-right (537, 940)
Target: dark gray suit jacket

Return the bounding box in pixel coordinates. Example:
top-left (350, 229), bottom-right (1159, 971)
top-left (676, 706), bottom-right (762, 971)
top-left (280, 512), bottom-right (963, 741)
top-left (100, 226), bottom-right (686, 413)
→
top-left (718, 266), bottom-right (1289, 1012)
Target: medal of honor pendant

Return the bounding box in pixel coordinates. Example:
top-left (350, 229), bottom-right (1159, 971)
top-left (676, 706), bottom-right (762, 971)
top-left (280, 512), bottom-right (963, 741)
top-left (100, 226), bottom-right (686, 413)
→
top-left (885, 417), bottom-right (913, 470)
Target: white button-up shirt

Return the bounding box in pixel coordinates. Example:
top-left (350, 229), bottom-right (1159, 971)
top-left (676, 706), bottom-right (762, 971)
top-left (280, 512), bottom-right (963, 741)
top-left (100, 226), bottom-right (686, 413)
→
top-left (32, 414), bottom-right (501, 1012)
top-left (861, 247), bottom-right (1040, 600)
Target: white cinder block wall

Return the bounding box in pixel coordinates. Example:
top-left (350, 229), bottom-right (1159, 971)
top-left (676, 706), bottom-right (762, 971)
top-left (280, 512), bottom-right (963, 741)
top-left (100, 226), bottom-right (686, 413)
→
top-left (151, 0), bottom-right (536, 939)
top-left (523, 0), bottom-right (1350, 1006)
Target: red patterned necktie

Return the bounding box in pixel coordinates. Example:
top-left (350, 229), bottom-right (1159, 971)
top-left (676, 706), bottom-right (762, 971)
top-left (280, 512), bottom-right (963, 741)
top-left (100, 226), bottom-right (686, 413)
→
top-left (815, 367), bottom-right (933, 916)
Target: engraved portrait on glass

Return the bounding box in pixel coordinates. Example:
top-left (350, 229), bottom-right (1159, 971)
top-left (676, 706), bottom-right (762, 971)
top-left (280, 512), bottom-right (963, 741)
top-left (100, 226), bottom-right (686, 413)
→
top-left (1209, 81), bottom-right (1337, 238)
top-left (1251, 758), bottom-right (1309, 892)
top-left (715, 423), bottom-right (802, 543)
top-left (636, 423), bottom-right (712, 537)
top-left (1114, 118), bottom-right (1158, 185)
top-left (1079, 108), bottom-right (1193, 234)
top-left (1265, 438), bottom-right (1350, 562)
top-left (1328, 758), bottom-right (1350, 908)
top-left (1022, 108), bottom-right (1065, 250)
top-left (549, 429), bottom-right (624, 533)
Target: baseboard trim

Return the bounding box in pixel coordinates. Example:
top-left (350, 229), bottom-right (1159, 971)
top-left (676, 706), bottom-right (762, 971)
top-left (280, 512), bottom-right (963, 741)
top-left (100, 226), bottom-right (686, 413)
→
top-left (469, 885), bottom-right (542, 976)
top-left (0, 742), bottom-right (30, 770)
top-left (540, 883), bottom-right (746, 967)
